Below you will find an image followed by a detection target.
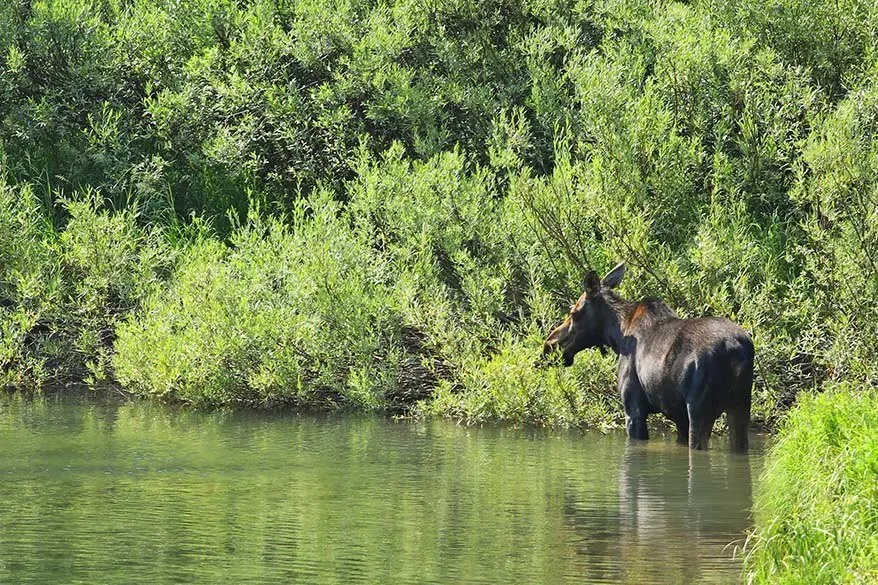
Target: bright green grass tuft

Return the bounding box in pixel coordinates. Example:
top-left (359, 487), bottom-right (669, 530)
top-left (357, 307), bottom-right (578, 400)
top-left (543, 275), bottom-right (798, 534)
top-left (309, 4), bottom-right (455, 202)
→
top-left (745, 384), bottom-right (878, 584)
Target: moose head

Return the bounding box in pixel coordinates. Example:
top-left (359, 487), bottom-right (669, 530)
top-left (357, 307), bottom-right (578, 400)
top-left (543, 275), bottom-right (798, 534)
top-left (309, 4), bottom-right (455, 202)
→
top-left (543, 262), bottom-right (627, 365)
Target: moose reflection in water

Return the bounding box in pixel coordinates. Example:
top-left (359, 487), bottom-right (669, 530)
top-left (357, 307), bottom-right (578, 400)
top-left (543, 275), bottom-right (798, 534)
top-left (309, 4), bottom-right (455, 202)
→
top-left (563, 441), bottom-right (755, 584)
top-left (544, 263), bottom-right (753, 452)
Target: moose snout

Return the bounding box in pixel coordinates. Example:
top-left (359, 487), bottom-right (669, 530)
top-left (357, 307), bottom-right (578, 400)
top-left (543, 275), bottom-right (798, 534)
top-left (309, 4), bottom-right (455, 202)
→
top-left (539, 339), bottom-right (565, 368)
top-left (532, 340), bottom-right (553, 369)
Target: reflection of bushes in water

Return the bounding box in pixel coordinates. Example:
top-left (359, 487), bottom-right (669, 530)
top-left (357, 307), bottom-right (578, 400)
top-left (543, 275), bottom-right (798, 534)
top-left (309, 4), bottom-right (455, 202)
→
top-left (746, 385), bottom-right (878, 584)
top-left (0, 402), bottom-right (683, 584)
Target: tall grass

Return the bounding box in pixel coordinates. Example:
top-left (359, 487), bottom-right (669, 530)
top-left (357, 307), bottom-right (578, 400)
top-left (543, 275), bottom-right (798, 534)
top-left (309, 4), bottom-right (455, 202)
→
top-left (745, 385), bottom-right (878, 584)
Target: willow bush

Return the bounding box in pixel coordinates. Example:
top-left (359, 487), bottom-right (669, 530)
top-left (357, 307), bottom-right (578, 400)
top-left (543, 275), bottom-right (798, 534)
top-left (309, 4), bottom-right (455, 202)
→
top-left (0, 180), bottom-right (170, 387)
top-left (113, 194), bottom-right (405, 408)
top-left (346, 144), bottom-right (622, 423)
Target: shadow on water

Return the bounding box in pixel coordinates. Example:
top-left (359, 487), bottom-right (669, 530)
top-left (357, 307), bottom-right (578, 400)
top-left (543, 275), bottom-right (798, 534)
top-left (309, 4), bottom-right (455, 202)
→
top-left (0, 395), bottom-right (763, 585)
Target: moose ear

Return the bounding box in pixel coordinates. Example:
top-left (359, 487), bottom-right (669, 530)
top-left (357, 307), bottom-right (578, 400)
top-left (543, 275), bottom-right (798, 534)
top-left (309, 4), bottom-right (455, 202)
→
top-left (584, 270), bottom-right (601, 294)
top-left (601, 262), bottom-right (626, 289)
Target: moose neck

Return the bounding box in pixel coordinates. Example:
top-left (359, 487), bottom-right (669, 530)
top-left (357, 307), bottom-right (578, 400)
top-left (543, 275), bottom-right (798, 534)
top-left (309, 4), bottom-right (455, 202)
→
top-left (602, 292), bottom-right (680, 358)
top-left (600, 290), bottom-right (638, 356)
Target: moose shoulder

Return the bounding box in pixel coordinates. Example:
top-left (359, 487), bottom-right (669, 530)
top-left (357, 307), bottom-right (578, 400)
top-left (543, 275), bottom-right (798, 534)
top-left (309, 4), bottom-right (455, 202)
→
top-left (544, 262), bottom-right (753, 452)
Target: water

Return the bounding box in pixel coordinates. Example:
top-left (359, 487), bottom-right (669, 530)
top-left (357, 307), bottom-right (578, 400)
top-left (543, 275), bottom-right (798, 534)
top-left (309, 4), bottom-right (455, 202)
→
top-left (0, 395), bottom-right (762, 584)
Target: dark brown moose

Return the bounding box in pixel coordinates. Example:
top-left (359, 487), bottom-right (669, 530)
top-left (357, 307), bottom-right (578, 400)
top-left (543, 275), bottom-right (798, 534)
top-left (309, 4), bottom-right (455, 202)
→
top-left (544, 262), bottom-right (753, 452)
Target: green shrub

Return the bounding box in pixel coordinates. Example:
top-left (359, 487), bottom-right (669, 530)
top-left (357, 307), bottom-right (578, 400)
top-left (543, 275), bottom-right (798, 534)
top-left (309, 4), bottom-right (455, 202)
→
top-left (791, 83), bottom-right (878, 386)
top-left (1, 0), bottom-right (877, 437)
top-left (745, 385), bottom-right (878, 584)
top-left (0, 180), bottom-right (169, 387)
top-left (0, 180), bottom-right (58, 386)
top-left (722, 0), bottom-right (878, 99)
top-left (348, 145), bottom-right (612, 423)
top-left (422, 335), bottom-right (619, 427)
top-left (113, 194), bottom-right (405, 408)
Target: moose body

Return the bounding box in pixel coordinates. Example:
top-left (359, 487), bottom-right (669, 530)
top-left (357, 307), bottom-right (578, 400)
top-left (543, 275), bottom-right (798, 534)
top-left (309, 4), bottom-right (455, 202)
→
top-left (544, 263), bottom-right (753, 452)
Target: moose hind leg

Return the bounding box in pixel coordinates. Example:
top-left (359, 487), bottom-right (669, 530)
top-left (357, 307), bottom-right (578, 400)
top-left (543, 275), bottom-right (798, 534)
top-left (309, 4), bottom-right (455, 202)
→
top-left (686, 403), bottom-right (714, 450)
top-left (727, 402), bottom-right (751, 453)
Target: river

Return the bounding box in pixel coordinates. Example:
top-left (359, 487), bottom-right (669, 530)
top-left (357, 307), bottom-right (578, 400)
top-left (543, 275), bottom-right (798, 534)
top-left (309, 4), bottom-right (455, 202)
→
top-left (0, 394), bottom-right (762, 584)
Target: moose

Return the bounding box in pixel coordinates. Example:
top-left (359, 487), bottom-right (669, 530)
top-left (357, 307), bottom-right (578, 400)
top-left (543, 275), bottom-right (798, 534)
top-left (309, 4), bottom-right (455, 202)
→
top-left (544, 262), bottom-right (753, 452)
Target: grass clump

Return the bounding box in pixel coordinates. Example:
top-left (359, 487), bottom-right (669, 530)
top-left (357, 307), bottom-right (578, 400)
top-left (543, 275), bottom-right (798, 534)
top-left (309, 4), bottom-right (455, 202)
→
top-left (745, 385), bottom-right (878, 584)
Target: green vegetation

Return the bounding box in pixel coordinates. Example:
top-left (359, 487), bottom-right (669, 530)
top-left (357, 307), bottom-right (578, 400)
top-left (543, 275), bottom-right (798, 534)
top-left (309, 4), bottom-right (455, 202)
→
top-left (0, 180), bottom-right (171, 386)
top-left (114, 193), bottom-right (407, 408)
top-left (0, 0), bottom-right (876, 428)
top-left (745, 384), bottom-right (878, 584)
top-left (2, 1), bottom-right (877, 577)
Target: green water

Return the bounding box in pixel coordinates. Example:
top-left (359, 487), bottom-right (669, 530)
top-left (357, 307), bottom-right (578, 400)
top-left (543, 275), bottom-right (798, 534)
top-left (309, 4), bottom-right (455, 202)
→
top-left (0, 395), bottom-right (761, 584)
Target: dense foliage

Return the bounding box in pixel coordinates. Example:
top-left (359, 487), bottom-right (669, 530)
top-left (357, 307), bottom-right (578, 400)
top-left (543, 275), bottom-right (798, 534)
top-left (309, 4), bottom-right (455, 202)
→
top-left (1, 0), bottom-right (876, 432)
top-left (0, 181), bottom-right (171, 386)
top-left (114, 193), bottom-right (407, 408)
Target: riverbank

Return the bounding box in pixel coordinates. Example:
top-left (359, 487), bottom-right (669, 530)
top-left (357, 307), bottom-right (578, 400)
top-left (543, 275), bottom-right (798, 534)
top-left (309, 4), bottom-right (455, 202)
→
top-left (3, 0), bottom-right (878, 426)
